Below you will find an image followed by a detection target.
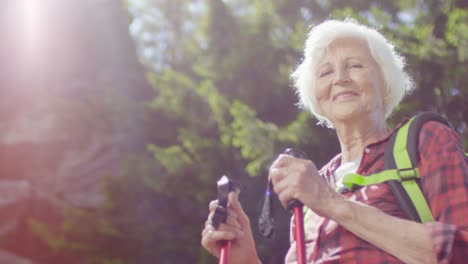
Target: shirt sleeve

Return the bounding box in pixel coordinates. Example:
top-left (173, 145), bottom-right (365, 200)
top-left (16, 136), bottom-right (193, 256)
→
top-left (418, 121), bottom-right (468, 263)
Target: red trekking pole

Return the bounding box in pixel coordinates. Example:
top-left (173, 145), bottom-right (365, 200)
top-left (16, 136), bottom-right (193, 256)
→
top-left (259, 148), bottom-right (307, 263)
top-left (219, 240), bottom-right (230, 264)
top-left (211, 175), bottom-right (240, 264)
top-left (284, 149), bottom-right (307, 264)
top-left (287, 200), bottom-right (306, 264)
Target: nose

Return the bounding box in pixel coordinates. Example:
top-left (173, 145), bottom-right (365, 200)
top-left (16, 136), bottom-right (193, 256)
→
top-left (332, 66), bottom-right (351, 86)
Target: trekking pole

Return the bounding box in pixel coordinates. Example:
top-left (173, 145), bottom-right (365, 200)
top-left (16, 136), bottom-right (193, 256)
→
top-left (284, 149), bottom-right (307, 264)
top-left (211, 175), bottom-right (240, 264)
top-left (287, 199), bottom-right (306, 264)
top-left (258, 148), bottom-right (307, 263)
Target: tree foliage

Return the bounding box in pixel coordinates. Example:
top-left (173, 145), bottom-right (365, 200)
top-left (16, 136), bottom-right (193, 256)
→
top-left (36, 0), bottom-right (467, 263)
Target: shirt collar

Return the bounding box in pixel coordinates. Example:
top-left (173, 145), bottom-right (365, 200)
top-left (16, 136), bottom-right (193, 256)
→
top-left (320, 117), bottom-right (411, 178)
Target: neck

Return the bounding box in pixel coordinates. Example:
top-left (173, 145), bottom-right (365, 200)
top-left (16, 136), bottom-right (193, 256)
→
top-left (334, 114), bottom-right (390, 163)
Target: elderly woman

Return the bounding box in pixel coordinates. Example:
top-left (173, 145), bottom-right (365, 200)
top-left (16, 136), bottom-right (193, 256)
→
top-left (201, 19), bottom-right (468, 263)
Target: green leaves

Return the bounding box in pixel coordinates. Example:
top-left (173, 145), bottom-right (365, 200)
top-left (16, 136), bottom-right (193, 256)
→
top-left (446, 8), bottom-right (468, 61)
top-left (230, 100), bottom-right (278, 175)
top-left (41, 1), bottom-right (467, 263)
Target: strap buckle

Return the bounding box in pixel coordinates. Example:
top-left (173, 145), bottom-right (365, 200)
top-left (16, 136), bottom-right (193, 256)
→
top-left (397, 167), bottom-right (418, 181)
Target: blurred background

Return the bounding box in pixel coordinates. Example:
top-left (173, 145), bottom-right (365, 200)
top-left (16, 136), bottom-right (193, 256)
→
top-left (0, 0), bottom-right (466, 263)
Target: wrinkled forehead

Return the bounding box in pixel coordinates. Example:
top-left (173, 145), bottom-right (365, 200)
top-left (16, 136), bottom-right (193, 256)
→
top-left (315, 36), bottom-right (372, 65)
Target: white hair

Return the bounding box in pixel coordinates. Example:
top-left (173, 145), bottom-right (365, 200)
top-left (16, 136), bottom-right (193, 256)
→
top-left (290, 18), bottom-right (414, 128)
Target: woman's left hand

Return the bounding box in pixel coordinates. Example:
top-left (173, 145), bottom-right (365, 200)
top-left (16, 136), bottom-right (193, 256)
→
top-left (269, 154), bottom-right (343, 218)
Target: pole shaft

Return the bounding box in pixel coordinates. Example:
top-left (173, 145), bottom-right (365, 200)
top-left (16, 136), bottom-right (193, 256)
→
top-left (293, 206), bottom-right (306, 264)
top-left (219, 241), bottom-right (230, 264)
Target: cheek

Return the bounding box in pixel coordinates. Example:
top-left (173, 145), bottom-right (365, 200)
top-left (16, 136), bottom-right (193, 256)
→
top-left (357, 71), bottom-right (377, 93)
top-left (314, 78), bottom-right (330, 102)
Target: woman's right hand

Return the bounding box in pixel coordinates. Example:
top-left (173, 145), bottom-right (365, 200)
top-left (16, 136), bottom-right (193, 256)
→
top-left (201, 192), bottom-right (260, 264)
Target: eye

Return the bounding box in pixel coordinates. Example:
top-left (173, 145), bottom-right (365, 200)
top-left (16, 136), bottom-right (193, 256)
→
top-left (319, 70), bottom-right (332, 77)
top-left (350, 64), bottom-right (363, 68)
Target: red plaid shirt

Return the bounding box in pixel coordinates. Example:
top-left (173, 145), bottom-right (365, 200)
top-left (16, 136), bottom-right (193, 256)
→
top-left (285, 120), bottom-right (468, 263)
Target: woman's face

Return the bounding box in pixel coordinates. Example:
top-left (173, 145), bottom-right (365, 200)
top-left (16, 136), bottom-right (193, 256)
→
top-left (314, 37), bottom-right (386, 125)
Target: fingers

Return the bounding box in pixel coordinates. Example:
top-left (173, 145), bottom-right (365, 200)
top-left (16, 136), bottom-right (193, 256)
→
top-left (270, 154), bottom-right (296, 170)
top-left (202, 209), bottom-right (244, 246)
top-left (270, 153), bottom-right (314, 173)
top-left (268, 157), bottom-right (296, 208)
top-left (272, 178), bottom-right (296, 208)
top-left (228, 192), bottom-right (251, 227)
top-left (201, 226), bottom-right (233, 258)
top-left (269, 154), bottom-right (302, 185)
top-left (209, 200), bottom-right (239, 219)
top-left (202, 222), bottom-right (242, 239)
top-left (202, 194), bottom-right (246, 258)
top-left (205, 213), bottom-right (242, 231)
top-left (207, 200), bottom-right (241, 228)
top-left (270, 154), bottom-right (318, 184)
top-left (209, 200), bottom-right (217, 211)
top-left (204, 194), bottom-right (246, 238)
top-left (269, 154), bottom-right (321, 208)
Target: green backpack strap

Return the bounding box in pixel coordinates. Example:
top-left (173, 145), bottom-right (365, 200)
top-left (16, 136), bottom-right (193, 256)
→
top-left (342, 169), bottom-right (419, 190)
top-left (343, 112), bottom-right (451, 223)
top-left (385, 112), bottom-right (451, 223)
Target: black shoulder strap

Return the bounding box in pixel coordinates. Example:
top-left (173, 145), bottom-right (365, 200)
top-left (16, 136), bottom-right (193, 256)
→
top-left (405, 112), bottom-right (451, 167)
top-left (384, 112), bottom-right (451, 222)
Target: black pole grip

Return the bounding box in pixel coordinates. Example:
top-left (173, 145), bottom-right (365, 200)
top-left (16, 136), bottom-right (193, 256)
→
top-left (211, 175), bottom-right (240, 228)
top-left (258, 148), bottom-right (308, 238)
top-left (287, 199), bottom-right (303, 211)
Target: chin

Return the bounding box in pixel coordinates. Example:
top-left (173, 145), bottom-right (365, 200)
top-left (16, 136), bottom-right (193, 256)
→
top-left (331, 107), bottom-right (368, 122)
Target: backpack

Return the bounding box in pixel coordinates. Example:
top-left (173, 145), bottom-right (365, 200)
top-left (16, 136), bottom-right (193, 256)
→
top-left (342, 112), bottom-right (455, 223)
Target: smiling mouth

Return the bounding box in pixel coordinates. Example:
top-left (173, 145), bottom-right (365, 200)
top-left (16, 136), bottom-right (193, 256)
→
top-left (333, 91), bottom-right (359, 101)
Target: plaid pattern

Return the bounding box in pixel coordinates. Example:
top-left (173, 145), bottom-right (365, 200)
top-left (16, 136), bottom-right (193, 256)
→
top-left (285, 120), bottom-right (468, 263)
